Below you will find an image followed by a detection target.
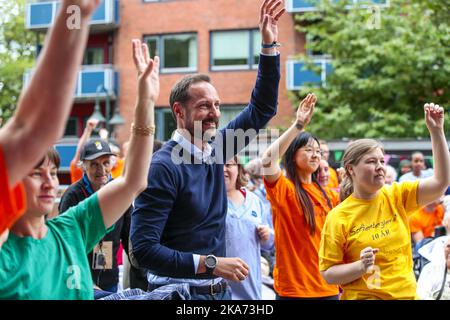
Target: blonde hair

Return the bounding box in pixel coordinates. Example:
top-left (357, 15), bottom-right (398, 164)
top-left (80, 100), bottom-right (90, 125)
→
top-left (340, 139), bottom-right (384, 201)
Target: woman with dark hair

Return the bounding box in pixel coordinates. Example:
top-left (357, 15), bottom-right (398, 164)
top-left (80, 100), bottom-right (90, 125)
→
top-left (319, 103), bottom-right (450, 300)
top-left (0, 39), bottom-right (158, 299)
top-left (261, 93), bottom-right (340, 299)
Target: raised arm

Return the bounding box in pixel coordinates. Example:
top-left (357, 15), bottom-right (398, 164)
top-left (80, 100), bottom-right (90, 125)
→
top-left (417, 103), bottom-right (450, 206)
top-left (260, 0), bottom-right (285, 56)
top-left (0, 0), bottom-right (101, 187)
top-left (217, 0), bottom-right (285, 160)
top-left (97, 40), bottom-right (158, 229)
top-left (72, 119), bottom-right (99, 165)
top-left (262, 93), bottom-right (316, 183)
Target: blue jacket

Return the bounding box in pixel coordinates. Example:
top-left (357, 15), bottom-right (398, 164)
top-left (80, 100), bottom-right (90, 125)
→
top-left (130, 54), bottom-right (280, 279)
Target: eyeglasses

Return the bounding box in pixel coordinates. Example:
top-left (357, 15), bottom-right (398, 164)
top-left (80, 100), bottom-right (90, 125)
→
top-left (300, 147), bottom-right (323, 157)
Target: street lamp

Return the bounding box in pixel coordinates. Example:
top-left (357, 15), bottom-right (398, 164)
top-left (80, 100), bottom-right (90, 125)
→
top-left (88, 84), bottom-right (124, 139)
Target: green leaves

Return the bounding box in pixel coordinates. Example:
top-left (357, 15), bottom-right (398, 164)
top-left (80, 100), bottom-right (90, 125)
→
top-left (0, 0), bottom-right (37, 126)
top-left (293, 0), bottom-right (450, 139)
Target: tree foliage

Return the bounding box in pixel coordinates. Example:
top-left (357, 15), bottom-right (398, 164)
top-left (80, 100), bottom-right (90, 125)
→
top-left (294, 0), bottom-right (450, 139)
top-left (0, 0), bottom-right (38, 125)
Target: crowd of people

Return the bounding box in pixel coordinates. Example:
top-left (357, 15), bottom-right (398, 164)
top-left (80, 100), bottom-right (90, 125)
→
top-left (1, 0), bottom-right (449, 301)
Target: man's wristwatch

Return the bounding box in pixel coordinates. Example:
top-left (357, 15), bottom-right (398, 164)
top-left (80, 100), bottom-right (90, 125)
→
top-left (205, 255), bottom-right (218, 275)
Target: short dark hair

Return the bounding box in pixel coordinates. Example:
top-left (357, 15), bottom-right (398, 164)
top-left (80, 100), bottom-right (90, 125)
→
top-left (169, 74), bottom-right (211, 120)
top-left (35, 147), bottom-right (60, 169)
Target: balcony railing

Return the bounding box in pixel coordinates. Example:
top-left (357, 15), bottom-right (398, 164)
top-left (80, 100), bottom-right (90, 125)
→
top-left (286, 58), bottom-right (333, 90)
top-left (23, 64), bottom-right (119, 101)
top-left (26, 0), bottom-right (119, 32)
top-left (54, 142), bottom-right (77, 171)
top-left (286, 0), bottom-right (389, 13)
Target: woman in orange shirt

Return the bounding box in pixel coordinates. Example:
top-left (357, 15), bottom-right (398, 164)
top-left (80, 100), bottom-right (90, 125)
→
top-left (262, 93), bottom-right (340, 299)
top-left (409, 201), bottom-right (445, 245)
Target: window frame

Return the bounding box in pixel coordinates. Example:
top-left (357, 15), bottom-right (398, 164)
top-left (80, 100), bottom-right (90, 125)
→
top-left (210, 29), bottom-right (261, 71)
top-left (83, 47), bottom-right (105, 65)
top-left (143, 33), bottom-right (198, 74)
top-left (155, 108), bottom-right (176, 141)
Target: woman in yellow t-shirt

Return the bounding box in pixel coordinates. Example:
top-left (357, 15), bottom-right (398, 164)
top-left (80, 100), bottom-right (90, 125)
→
top-left (319, 103), bottom-right (450, 300)
top-left (262, 93), bottom-right (340, 299)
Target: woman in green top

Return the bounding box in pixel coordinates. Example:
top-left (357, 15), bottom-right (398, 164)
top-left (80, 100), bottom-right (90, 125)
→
top-left (0, 38), bottom-right (159, 300)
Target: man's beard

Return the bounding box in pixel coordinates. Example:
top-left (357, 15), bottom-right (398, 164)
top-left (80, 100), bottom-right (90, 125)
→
top-left (186, 119), bottom-right (219, 142)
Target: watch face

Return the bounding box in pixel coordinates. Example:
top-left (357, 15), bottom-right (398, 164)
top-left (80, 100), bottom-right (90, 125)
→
top-left (205, 255), bottom-right (217, 268)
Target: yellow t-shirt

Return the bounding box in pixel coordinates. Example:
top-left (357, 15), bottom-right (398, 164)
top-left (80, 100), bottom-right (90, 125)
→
top-left (319, 181), bottom-right (420, 300)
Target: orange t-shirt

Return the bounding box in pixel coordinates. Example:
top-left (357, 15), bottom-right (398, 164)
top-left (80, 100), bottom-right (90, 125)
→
top-left (70, 159), bottom-right (83, 183)
top-left (0, 146), bottom-right (26, 234)
top-left (111, 157), bottom-right (124, 179)
top-left (328, 167), bottom-right (339, 189)
top-left (409, 204), bottom-right (444, 238)
top-left (264, 174), bottom-right (340, 298)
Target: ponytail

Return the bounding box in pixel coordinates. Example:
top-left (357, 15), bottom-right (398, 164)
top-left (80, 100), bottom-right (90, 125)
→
top-left (339, 175), bottom-right (354, 202)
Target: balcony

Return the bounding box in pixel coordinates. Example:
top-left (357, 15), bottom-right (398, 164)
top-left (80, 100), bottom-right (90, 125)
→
top-left (54, 142), bottom-right (77, 172)
top-left (286, 0), bottom-right (389, 12)
top-left (26, 0), bottom-right (120, 32)
top-left (286, 58), bottom-right (333, 90)
top-left (24, 65), bottom-right (119, 101)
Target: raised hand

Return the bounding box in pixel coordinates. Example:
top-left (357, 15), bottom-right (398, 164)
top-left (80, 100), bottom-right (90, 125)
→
top-left (132, 39), bottom-right (160, 104)
top-left (296, 93), bottom-right (317, 128)
top-left (63, 0), bottom-right (101, 17)
top-left (424, 102), bottom-right (444, 132)
top-left (259, 0), bottom-right (286, 45)
top-left (86, 118), bottom-right (99, 131)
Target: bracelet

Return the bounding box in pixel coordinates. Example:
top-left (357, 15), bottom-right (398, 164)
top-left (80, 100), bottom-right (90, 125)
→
top-left (131, 123), bottom-right (155, 136)
top-left (261, 41), bottom-right (281, 49)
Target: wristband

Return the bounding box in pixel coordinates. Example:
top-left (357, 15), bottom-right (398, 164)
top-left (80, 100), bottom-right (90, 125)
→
top-left (261, 41), bottom-right (281, 49)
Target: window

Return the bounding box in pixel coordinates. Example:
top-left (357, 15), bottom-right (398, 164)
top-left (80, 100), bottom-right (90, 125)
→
top-left (83, 48), bottom-right (104, 65)
top-left (219, 106), bottom-right (245, 129)
top-left (211, 30), bottom-right (261, 70)
top-left (155, 108), bottom-right (177, 141)
top-left (144, 34), bottom-right (197, 73)
top-left (306, 34), bottom-right (326, 57)
top-left (64, 117), bottom-right (78, 137)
